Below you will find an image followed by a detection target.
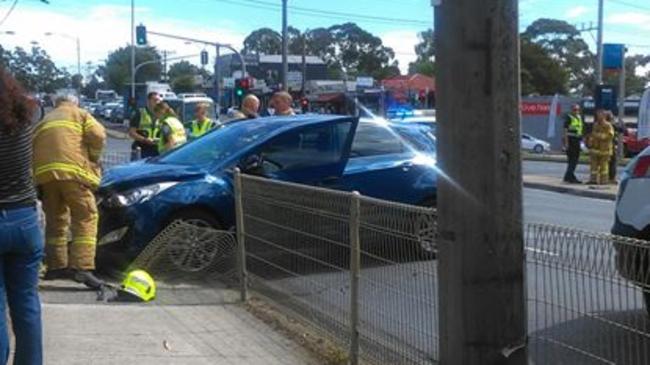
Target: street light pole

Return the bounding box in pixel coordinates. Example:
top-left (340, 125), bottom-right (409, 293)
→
top-left (282, 0), bottom-right (288, 91)
top-left (131, 0), bottom-right (136, 99)
top-left (596, 0), bottom-right (604, 84)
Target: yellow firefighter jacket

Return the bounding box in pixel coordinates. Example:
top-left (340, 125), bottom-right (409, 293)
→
top-left (33, 101), bottom-right (106, 189)
top-left (588, 121), bottom-right (615, 157)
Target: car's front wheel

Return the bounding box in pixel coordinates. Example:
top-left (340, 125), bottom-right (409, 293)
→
top-left (165, 209), bottom-right (229, 272)
top-left (533, 144), bottom-right (544, 154)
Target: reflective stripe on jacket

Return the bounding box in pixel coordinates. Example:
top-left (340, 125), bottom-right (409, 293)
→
top-left (33, 102), bottom-right (106, 189)
top-left (588, 122), bottom-right (615, 157)
top-left (158, 116), bottom-right (187, 153)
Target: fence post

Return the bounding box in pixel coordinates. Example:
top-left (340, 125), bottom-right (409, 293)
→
top-left (349, 191), bottom-right (361, 365)
top-left (234, 168), bottom-right (248, 302)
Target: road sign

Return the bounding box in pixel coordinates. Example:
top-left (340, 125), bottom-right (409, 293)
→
top-left (356, 76), bottom-right (374, 88)
top-left (603, 43), bottom-right (625, 70)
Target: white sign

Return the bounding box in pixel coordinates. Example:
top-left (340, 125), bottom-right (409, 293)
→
top-left (638, 88), bottom-right (650, 139)
top-left (356, 76), bottom-right (374, 88)
top-left (287, 71), bottom-right (303, 89)
top-left (223, 77), bottom-right (235, 88)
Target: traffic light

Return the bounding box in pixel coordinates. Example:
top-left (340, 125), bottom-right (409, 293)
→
top-left (235, 77), bottom-right (251, 98)
top-left (200, 50), bottom-right (209, 66)
top-left (136, 24), bottom-right (147, 46)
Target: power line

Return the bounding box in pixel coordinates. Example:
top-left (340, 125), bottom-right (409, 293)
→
top-left (210, 0), bottom-right (432, 27)
top-left (0, 0), bottom-right (18, 28)
top-left (608, 0), bottom-right (650, 13)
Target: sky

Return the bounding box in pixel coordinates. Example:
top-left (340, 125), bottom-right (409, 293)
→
top-left (0, 0), bottom-right (649, 77)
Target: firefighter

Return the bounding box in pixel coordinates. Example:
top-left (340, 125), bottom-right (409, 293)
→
top-left (587, 109), bottom-right (615, 185)
top-left (128, 92), bottom-right (161, 159)
top-left (34, 94), bottom-right (106, 288)
top-left (155, 102), bottom-right (187, 153)
top-left (189, 102), bottom-right (216, 139)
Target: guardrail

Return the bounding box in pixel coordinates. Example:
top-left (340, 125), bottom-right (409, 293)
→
top-left (128, 173), bottom-right (650, 364)
top-left (100, 149), bottom-right (141, 170)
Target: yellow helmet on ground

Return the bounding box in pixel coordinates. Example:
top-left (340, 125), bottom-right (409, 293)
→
top-left (121, 270), bottom-right (156, 302)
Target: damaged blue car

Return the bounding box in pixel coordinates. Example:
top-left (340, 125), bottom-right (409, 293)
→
top-left (96, 115), bottom-right (437, 268)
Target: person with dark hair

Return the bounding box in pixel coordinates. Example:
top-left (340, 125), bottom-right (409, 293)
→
top-left (0, 67), bottom-right (44, 364)
top-left (128, 91), bottom-right (161, 159)
top-left (154, 102), bottom-right (187, 153)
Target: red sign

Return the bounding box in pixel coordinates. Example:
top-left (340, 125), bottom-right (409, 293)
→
top-left (521, 102), bottom-right (561, 115)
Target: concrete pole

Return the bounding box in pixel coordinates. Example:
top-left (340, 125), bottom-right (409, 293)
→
top-left (596, 0), bottom-right (604, 84)
top-left (435, 0), bottom-right (527, 363)
top-left (214, 45), bottom-right (220, 114)
top-left (301, 34), bottom-right (306, 96)
top-left (130, 0), bottom-right (136, 99)
top-left (281, 0), bottom-right (288, 91)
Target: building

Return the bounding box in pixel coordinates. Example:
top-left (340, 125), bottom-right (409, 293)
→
top-left (382, 74), bottom-right (436, 108)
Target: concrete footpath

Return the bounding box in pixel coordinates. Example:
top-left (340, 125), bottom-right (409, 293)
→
top-left (33, 279), bottom-right (321, 365)
top-left (524, 174), bottom-right (617, 201)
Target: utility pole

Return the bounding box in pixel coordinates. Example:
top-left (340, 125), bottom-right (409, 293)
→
top-left (162, 50), bottom-right (169, 82)
top-left (435, 0), bottom-right (527, 363)
top-left (214, 45), bottom-right (220, 114)
top-left (301, 34), bottom-right (306, 96)
top-left (596, 0), bottom-right (604, 84)
top-left (130, 0), bottom-right (135, 99)
top-left (281, 0), bottom-right (288, 91)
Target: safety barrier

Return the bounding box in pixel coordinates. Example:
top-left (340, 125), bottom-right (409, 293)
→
top-left (100, 150), bottom-right (140, 170)
top-left (128, 173), bottom-right (650, 364)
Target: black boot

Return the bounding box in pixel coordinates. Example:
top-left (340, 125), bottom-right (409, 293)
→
top-left (73, 270), bottom-right (105, 290)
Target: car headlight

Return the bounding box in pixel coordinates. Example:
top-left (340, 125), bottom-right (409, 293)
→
top-left (107, 182), bottom-right (178, 207)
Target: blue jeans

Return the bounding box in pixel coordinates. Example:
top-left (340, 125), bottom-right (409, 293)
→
top-left (0, 206), bottom-right (43, 365)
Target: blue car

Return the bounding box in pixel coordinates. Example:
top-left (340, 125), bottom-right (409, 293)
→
top-left (96, 115), bottom-right (437, 267)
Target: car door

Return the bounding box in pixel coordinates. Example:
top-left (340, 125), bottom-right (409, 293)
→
top-left (251, 118), bottom-right (357, 185)
top-left (521, 134), bottom-right (534, 150)
top-left (335, 122), bottom-right (436, 205)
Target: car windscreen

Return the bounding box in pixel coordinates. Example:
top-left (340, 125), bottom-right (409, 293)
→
top-left (392, 124), bottom-right (436, 154)
top-left (155, 121), bottom-right (269, 166)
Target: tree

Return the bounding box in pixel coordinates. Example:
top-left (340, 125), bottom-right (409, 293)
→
top-left (242, 28), bottom-right (282, 55)
top-left (167, 60), bottom-right (206, 93)
top-left (328, 23), bottom-right (398, 79)
top-left (3, 46), bottom-right (69, 92)
top-left (408, 29), bottom-right (435, 76)
top-left (523, 18), bottom-right (594, 94)
top-left (104, 45), bottom-right (161, 93)
top-left (520, 39), bottom-right (568, 95)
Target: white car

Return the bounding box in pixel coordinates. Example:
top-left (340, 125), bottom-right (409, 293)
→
top-left (613, 150), bottom-right (650, 239)
top-left (521, 133), bottom-right (551, 154)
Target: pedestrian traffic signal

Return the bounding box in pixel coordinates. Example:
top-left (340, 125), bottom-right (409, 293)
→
top-left (200, 50), bottom-right (208, 66)
top-left (136, 24), bottom-right (147, 46)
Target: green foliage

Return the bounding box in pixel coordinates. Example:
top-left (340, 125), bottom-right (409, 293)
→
top-left (242, 23), bottom-right (400, 80)
top-left (167, 60), bottom-right (210, 93)
top-left (602, 54), bottom-right (650, 96)
top-left (408, 29), bottom-right (435, 76)
top-left (105, 45), bottom-right (161, 92)
top-left (2, 46), bottom-right (69, 92)
top-left (520, 39), bottom-right (569, 95)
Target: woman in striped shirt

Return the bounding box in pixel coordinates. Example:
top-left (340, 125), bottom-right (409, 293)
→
top-left (0, 67), bottom-right (43, 365)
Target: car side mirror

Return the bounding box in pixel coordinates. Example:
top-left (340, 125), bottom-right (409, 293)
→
top-left (240, 154), bottom-right (263, 174)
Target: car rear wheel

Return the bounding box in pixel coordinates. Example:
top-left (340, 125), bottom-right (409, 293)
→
top-left (165, 209), bottom-right (227, 272)
top-left (533, 144), bottom-right (544, 154)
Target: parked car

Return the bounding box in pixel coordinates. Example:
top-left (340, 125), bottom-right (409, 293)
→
top-left (612, 147), bottom-right (650, 312)
top-left (622, 123), bottom-right (649, 157)
top-left (96, 115), bottom-right (437, 268)
top-left (110, 105), bottom-right (126, 124)
top-left (521, 133), bottom-right (551, 154)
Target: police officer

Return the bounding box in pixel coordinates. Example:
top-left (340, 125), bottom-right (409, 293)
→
top-left (154, 102), bottom-right (187, 153)
top-left (128, 92), bottom-right (161, 159)
top-left (563, 104), bottom-right (585, 184)
top-left (189, 102), bottom-right (216, 139)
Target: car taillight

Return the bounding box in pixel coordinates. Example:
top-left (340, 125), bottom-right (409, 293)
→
top-left (632, 156), bottom-right (650, 178)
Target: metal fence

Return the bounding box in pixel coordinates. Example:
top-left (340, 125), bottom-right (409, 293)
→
top-left (237, 173), bottom-right (438, 365)
top-left (126, 173), bottom-right (650, 364)
top-left (100, 150), bottom-right (138, 170)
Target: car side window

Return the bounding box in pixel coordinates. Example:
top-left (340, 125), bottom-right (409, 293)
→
top-left (350, 123), bottom-right (407, 157)
top-left (259, 122), bottom-right (352, 172)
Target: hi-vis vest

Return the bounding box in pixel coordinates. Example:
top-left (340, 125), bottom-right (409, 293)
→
top-left (567, 114), bottom-right (583, 138)
top-left (190, 118), bottom-right (214, 138)
top-left (158, 116), bottom-right (187, 153)
top-left (138, 108), bottom-right (159, 140)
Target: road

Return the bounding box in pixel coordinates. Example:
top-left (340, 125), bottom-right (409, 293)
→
top-left (100, 136), bottom-right (644, 364)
